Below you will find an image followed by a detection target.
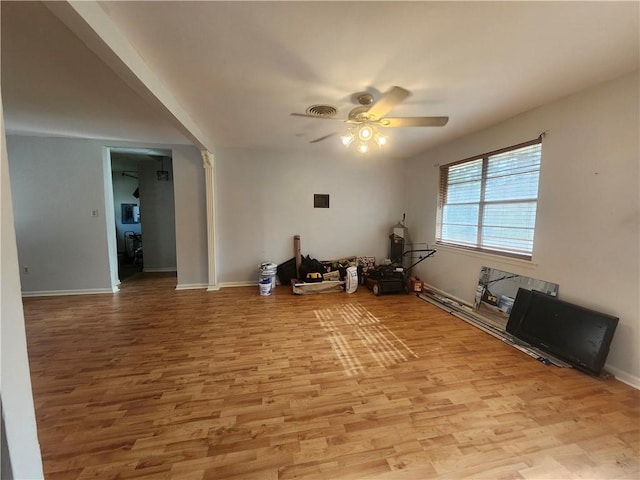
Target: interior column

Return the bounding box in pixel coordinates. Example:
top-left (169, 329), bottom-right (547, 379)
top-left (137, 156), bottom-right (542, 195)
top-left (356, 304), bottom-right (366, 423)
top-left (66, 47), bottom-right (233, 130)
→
top-left (201, 150), bottom-right (219, 291)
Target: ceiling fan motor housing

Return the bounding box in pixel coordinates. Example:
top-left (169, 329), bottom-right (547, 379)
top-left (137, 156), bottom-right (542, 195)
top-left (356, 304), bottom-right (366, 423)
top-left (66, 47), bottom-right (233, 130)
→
top-left (356, 93), bottom-right (374, 105)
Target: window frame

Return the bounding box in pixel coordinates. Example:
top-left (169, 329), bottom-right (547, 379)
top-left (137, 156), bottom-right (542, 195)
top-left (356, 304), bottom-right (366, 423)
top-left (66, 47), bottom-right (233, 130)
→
top-left (436, 136), bottom-right (543, 260)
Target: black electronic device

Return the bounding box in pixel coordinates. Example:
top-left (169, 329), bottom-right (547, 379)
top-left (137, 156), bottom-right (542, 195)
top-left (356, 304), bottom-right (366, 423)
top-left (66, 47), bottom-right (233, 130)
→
top-left (509, 290), bottom-right (618, 375)
top-left (506, 288), bottom-right (533, 337)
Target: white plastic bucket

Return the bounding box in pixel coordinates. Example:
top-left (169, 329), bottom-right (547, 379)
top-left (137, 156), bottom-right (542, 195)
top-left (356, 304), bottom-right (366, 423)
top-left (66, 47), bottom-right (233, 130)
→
top-left (259, 278), bottom-right (272, 296)
top-left (261, 274), bottom-right (276, 290)
top-left (259, 262), bottom-right (278, 290)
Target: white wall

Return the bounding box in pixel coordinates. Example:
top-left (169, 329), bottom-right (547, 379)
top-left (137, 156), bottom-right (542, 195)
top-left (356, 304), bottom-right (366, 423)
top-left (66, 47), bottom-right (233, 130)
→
top-left (1, 101), bottom-right (44, 478)
top-left (405, 71), bottom-right (640, 386)
top-left (6, 135), bottom-right (207, 293)
top-left (138, 158), bottom-right (176, 271)
top-left (173, 146), bottom-right (208, 288)
top-left (214, 147), bottom-right (405, 284)
top-left (7, 136), bottom-right (405, 289)
top-left (8, 136), bottom-right (114, 294)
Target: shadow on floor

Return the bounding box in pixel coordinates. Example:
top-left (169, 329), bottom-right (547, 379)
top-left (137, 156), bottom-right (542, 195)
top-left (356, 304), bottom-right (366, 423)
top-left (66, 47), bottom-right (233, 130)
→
top-left (118, 262), bottom-right (143, 282)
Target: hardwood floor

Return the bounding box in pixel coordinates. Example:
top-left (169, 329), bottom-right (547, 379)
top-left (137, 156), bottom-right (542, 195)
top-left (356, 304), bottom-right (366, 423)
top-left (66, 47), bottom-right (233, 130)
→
top-left (23, 274), bottom-right (639, 479)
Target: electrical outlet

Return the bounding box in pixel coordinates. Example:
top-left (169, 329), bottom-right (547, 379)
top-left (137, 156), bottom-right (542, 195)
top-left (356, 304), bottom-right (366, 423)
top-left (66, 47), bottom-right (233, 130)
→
top-left (91, 210), bottom-right (99, 217)
top-left (23, 266), bottom-right (29, 274)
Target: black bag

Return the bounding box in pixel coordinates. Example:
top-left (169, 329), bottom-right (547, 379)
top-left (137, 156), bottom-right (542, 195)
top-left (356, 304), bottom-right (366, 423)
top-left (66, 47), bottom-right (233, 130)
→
top-left (277, 258), bottom-right (297, 286)
top-left (299, 255), bottom-right (326, 282)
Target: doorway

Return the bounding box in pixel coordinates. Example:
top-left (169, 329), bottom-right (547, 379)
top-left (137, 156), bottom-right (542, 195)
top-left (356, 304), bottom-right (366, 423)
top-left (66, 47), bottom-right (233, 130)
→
top-left (109, 147), bottom-right (177, 283)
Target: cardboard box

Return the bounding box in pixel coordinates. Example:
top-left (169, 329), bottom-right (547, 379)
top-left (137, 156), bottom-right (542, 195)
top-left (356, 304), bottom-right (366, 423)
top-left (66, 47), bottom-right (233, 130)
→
top-left (357, 256), bottom-right (376, 273)
top-left (323, 270), bottom-right (340, 281)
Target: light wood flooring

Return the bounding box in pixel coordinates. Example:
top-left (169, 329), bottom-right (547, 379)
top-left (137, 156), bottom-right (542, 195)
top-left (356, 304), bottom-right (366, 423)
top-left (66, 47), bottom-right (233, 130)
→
top-left (23, 273), bottom-right (639, 479)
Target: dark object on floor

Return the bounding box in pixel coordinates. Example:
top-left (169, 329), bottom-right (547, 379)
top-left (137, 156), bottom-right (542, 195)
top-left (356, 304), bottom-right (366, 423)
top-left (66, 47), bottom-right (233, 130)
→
top-left (363, 249), bottom-right (436, 296)
top-left (305, 272), bottom-right (323, 283)
top-left (506, 288), bottom-right (619, 376)
top-left (277, 258), bottom-right (297, 286)
top-left (298, 255), bottom-right (326, 282)
top-left (365, 264), bottom-right (408, 296)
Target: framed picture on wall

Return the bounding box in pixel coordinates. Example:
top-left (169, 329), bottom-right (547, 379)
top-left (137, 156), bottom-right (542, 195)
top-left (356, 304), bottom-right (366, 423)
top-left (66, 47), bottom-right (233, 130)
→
top-left (121, 203), bottom-right (140, 224)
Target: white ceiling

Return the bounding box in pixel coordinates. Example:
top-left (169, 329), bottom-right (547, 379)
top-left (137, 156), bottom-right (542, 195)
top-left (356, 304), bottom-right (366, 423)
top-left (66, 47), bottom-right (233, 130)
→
top-left (2, 1), bottom-right (638, 159)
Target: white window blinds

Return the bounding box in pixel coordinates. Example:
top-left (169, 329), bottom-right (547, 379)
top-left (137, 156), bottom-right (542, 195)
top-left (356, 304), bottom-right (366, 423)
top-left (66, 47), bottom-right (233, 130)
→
top-left (437, 137), bottom-right (542, 259)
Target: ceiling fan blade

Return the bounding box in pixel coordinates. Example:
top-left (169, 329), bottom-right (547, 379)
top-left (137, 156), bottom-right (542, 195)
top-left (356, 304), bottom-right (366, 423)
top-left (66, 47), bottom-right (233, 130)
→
top-left (367, 86), bottom-right (411, 119)
top-left (381, 116), bottom-right (449, 127)
top-left (309, 132), bottom-right (337, 143)
top-left (291, 113), bottom-right (343, 121)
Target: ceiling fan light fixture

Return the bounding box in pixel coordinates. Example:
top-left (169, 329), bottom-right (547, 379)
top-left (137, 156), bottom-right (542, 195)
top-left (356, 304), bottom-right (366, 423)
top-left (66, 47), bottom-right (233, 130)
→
top-left (341, 132), bottom-right (355, 147)
top-left (293, 86), bottom-right (449, 152)
top-left (341, 123), bottom-right (385, 153)
top-left (358, 125), bottom-right (373, 141)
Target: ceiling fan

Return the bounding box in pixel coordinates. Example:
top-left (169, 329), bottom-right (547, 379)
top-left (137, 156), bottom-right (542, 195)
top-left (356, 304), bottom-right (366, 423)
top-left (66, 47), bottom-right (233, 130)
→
top-left (291, 86), bottom-right (448, 151)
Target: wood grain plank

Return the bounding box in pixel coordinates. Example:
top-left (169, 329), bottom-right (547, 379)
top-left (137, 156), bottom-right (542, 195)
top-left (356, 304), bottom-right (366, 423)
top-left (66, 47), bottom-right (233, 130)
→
top-left (23, 273), bottom-right (639, 479)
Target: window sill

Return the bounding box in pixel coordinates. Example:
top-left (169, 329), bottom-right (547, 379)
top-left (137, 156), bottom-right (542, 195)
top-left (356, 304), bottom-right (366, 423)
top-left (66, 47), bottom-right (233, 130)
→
top-left (434, 242), bottom-right (538, 270)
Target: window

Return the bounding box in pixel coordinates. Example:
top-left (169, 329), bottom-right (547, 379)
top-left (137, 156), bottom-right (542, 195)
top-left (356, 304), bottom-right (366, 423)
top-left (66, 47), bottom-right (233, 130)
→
top-left (437, 137), bottom-right (542, 259)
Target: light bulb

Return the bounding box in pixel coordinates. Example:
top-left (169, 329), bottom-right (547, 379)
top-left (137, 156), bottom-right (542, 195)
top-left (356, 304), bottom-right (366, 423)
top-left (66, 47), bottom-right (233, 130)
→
top-left (376, 135), bottom-right (387, 146)
top-left (358, 143), bottom-right (369, 153)
top-left (341, 133), bottom-right (354, 147)
top-left (359, 125), bottom-right (373, 140)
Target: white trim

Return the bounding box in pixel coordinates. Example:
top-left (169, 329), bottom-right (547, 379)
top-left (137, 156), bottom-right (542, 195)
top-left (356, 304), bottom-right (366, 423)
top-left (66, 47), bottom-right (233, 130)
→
top-left (202, 150), bottom-right (218, 291)
top-left (603, 365), bottom-right (640, 390)
top-left (176, 282), bottom-right (258, 292)
top-left (175, 282), bottom-right (256, 291)
top-left (219, 281), bottom-right (256, 288)
top-left (22, 287), bottom-right (118, 297)
top-left (103, 147), bottom-right (120, 292)
top-left (423, 282), bottom-right (474, 308)
top-left (142, 267), bottom-right (177, 273)
top-left (175, 283), bottom-right (207, 290)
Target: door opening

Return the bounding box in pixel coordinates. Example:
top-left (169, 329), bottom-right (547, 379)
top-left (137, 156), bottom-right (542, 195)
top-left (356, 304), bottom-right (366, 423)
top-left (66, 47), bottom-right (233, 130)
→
top-left (109, 147), bottom-right (176, 283)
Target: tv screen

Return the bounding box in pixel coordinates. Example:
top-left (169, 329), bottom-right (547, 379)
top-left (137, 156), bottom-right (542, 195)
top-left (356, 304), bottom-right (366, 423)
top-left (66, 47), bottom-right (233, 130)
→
top-left (506, 288), bottom-right (533, 337)
top-left (513, 290), bottom-right (618, 375)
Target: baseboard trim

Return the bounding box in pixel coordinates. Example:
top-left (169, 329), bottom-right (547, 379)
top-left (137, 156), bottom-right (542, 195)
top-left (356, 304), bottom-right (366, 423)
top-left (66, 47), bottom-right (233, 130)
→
top-left (142, 267), bottom-right (177, 273)
top-left (219, 281), bottom-right (257, 288)
top-left (423, 282), bottom-right (474, 308)
top-left (22, 287), bottom-right (118, 297)
top-left (175, 283), bottom-right (207, 291)
top-left (175, 282), bottom-right (257, 291)
top-left (604, 365), bottom-right (640, 390)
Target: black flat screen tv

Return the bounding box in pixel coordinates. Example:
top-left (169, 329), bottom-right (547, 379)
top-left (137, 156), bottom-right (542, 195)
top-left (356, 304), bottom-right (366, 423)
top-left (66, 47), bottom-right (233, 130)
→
top-left (505, 288), bottom-right (533, 338)
top-left (506, 289), bottom-right (618, 375)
